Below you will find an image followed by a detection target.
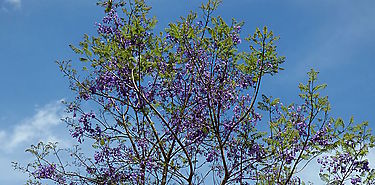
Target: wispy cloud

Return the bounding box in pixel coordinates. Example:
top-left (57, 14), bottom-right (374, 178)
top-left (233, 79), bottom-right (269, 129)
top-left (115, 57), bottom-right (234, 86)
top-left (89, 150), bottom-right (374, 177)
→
top-left (5, 0), bottom-right (21, 8)
top-left (0, 100), bottom-right (70, 153)
top-left (297, 157), bottom-right (322, 184)
top-left (1, 0), bottom-right (21, 11)
top-left (298, 148), bottom-right (375, 184)
top-left (0, 100), bottom-right (73, 184)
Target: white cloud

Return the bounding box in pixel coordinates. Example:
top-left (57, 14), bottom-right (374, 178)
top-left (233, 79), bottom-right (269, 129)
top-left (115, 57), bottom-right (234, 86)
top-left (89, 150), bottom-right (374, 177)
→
top-left (297, 148), bottom-right (375, 184)
top-left (5, 0), bottom-right (21, 8)
top-left (297, 157), bottom-right (323, 184)
top-left (367, 148), bottom-right (375, 169)
top-left (0, 99), bottom-right (104, 184)
top-left (1, 0), bottom-right (21, 11)
top-left (0, 155), bottom-right (27, 184)
top-left (0, 100), bottom-right (75, 184)
top-left (0, 100), bottom-right (70, 153)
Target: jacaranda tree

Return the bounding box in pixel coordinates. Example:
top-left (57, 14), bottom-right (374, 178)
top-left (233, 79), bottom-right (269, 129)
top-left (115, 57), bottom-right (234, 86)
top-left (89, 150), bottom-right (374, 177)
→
top-left (15, 0), bottom-right (375, 184)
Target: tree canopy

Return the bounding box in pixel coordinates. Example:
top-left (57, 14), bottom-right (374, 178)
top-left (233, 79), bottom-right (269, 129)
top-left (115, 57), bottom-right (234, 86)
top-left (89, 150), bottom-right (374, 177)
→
top-left (15, 0), bottom-right (375, 184)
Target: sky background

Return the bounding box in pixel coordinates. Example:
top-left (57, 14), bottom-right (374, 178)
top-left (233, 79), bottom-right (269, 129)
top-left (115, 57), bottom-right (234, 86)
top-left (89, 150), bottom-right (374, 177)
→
top-left (1, 0), bottom-right (375, 184)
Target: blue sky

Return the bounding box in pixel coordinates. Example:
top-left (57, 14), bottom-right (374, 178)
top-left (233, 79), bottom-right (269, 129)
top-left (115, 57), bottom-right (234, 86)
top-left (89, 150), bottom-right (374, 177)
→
top-left (1, 0), bottom-right (375, 184)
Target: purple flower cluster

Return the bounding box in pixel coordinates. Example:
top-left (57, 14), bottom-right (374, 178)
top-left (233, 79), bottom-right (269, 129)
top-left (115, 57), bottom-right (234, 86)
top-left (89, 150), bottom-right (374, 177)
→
top-left (70, 112), bottom-right (98, 143)
top-left (318, 154), bottom-right (371, 184)
top-left (96, 9), bottom-right (122, 36)
top-left (231, 34), bottom-right (241, 45)
top-left (231, 25), bottom-right (242, 45)
top-left (90, 142), bottom-right (159, 184)
top-left (310, 124), bottom-right (332, 146)
top-left (33, 164), bottom-right (56, 179)
top-left (32, 164), bottom-right (65, 184)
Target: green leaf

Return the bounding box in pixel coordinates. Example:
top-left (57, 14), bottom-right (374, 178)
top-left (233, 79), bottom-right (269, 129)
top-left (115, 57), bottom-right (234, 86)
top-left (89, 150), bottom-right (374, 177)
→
top-left (69, 44), bottom-right (83, 54)
top-left (319, 173), bottom-right (329, 182)
top-left (334, 118), bottom-right (344, 129)
top-left (261, 94), bottom-right (269, 103)
top-left (258, 102), bottom-right (269, 111)
top-left (100, 138), bottom-right (105, 146)
top-left (313, 84), bottom-right (327, 92)
top-left (92, 144), bottom-right (99, 149)
top-left (350, 116), bottom-right (354, 124)
top-left (79, 57), bottom-right (88, 62)
top-left (270, 98), bottom-right (280, 106)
